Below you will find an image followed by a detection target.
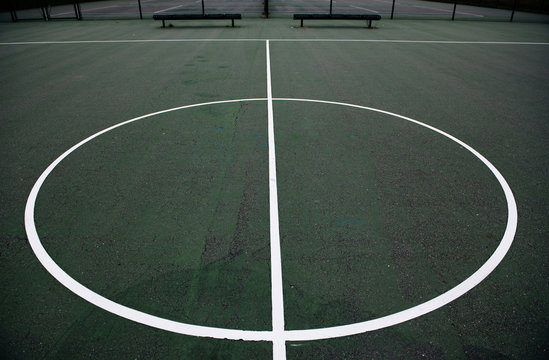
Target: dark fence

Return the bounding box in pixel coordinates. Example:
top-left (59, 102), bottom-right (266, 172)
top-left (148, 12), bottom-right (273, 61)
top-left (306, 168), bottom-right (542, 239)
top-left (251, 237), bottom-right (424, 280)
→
top-left (1, 0), bottom-right (97, 11)
top-left (427, 0), bottom-right (549, 13)
top-left (2, 0), bottom-right (548, 22)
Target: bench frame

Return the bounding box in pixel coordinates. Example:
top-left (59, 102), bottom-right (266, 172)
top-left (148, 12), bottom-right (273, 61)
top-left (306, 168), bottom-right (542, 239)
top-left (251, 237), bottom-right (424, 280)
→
top-left (153, 13), bottom-right (241, 28)
top-left (293, 13), bottom-right (381, 28)
top-left (293, 0), bottom-right (380, 28)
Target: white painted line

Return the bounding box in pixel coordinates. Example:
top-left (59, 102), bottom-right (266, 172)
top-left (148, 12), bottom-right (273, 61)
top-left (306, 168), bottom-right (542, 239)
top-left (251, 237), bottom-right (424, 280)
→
top-left (79, 4), bottom-right (119, 12)
top-left (154, 4), bottom-right (186, 14)
top-left (412, 4), bottom-right (484, 17)
top-left (1, 39), bottom-right (547, 46)
top-left (266, 40), bottom-right (287, 360)
top-left (350, 5), bottom-right (379, 13)
top-left (25, 98), bottom-right (517, 346)
top-left (24, 98), bottom-right (273, 342)
top-left (51, 12), bottom-right (75, 16)
top-left (50, 9), bottom-right (78, 16)
top-left (270, 98), bottom-right (518, 340)
top-left (153, 0), bottom-right (224, 14)
top-left (270, 39), bottom-right (548, 44)
top-left (0, 40), bottom-right (265, 45)
top-left (25, 3), bottom-right (118, 17)
top-left (454, 10), bottom-right (486, 17)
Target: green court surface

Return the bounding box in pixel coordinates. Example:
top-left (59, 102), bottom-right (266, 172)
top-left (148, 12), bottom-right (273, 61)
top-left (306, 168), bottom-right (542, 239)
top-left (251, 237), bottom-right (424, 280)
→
top-left (1, 18), bottom-right (548, 359)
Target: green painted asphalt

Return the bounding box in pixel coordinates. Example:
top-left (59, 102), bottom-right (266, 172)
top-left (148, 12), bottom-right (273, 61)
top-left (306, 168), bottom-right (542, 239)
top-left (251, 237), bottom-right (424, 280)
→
top-left (1, 18), bottom-right (548, 359)
top-left (1, 36), bottom-right (272, 358)
top-left (1, 17), bottom-right (549, 42)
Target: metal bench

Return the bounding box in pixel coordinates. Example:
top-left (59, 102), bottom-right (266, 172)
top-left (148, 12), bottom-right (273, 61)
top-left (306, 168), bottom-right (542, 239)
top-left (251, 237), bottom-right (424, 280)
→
top-left (153, 13), bottom-right (242, 28)
top-left (293, 13), bottom-right (381, 28)
top-left (153, 0), bottom-right (241, 28)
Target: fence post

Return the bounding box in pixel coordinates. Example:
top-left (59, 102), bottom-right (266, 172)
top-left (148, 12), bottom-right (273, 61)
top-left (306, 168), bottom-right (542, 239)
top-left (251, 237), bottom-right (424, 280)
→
top-left (391, 0), bottom-right (396, 19)
top-left (41, 6), bottom-right (48, 21)
top-left (76, 3), bottom-right (82, 20)
top-left (264, 0), bottom-right (269, 18)
top-left (510, 0), bottom-right (517, 21)
top-left (330, 0), bottom-right (333, 14)
top-left (138, 0), bottom-right (143, 19)
top-left (8, 0), bottom-right (16, 21)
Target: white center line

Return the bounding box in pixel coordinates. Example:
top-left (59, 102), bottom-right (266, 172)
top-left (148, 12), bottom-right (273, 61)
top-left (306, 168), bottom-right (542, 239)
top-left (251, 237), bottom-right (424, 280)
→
top-left (266, 40), bottom-right (286, 360)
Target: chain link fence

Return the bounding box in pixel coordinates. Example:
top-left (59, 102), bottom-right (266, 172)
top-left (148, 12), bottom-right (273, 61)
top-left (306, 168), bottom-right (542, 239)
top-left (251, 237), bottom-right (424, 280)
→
top-left (2, 0), bottom-right (548, 22)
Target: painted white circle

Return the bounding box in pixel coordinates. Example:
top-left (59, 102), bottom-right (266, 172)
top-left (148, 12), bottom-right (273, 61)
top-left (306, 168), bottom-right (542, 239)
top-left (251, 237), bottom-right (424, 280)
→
top-left (25, 98), bottom-right (517, 342)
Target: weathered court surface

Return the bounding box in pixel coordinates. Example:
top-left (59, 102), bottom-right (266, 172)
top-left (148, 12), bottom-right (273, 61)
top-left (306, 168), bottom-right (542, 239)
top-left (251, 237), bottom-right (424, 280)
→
top-left (0, 17), bottom-right (548, 360)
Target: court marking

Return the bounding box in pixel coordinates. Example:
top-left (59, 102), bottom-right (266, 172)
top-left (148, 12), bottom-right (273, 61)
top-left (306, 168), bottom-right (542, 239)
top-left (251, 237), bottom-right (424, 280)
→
top-left (24, 97), bottom-right (517, 346)
top-left (154, 0), bottom-right (200, 14)
top-left (154, 4), bottom-right (186, 14)
top-left (73, 4), bottom-right (119, 13)
top-left (24, 98), bottom-right (272, 342)
top-left (274, 98), bottom-right (518, 341)
top-left (410, 4), bottom-right (484, 17)
top-left (1, 39), bottom-right (548, 46)
top-left (350, 5), bottom-right (380, 14)
top-left (266, 41), bottom-right (287, 360)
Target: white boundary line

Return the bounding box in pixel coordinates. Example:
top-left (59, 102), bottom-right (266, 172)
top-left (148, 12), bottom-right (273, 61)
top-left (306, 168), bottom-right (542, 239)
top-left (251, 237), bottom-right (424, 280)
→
top-left (272, 98), bottom-right (518, 340)
top-left (411, 4), bottom-right (484, 17)
top-left (1, 39), bottom-right (548, 45)
top-left (154, 4), bottom-right (186, 14)
top-left (154, 0), bottom-right (201, 14)
top-left (24, 98), bottom-right (273, 342)
top-left (350, 5), bottom-right (380, 14)
top-left (266, 40), bottom-right (287, 360)
top-left (77, 4), bottom-right (119, 12)
top-left (25, 98), bottom-right (518, 348)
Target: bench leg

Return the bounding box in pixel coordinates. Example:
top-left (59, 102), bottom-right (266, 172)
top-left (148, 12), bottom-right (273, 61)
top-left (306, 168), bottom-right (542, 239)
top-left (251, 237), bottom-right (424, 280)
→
top-left (162, 19), bottom-right (165, 28)
top-left (300, 19), bottom-right (303, 27)
top-left (367, 20), bottom-right (372, 28)
top-left (231, 18), bottom-right (234, 27)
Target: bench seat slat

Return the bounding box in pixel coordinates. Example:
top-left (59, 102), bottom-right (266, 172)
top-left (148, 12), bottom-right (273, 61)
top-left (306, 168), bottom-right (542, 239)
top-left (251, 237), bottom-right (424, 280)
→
top-left (293, 13), bottom-right (381, 28)
top-left (153, 13), bottom-right (241, 20)
top-left (293, 14), bottom-right (381, 20)
top-left (153, 13), bottom-right (241, 27)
